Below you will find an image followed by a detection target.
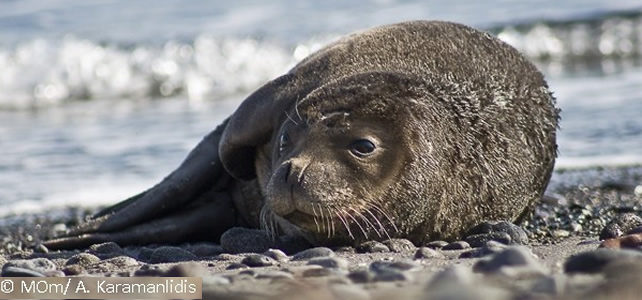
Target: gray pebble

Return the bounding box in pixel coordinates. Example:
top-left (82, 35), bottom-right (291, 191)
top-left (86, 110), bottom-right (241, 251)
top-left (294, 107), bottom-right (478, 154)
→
top-left (356, 241), bottom-right (389, 253)
top-left (215, 253), bottom-right (241, 261)
top-left (102, 256), bottom-right (139, 268)
top-left (65, 253), bottom-right (100, 266)
top-left (415, 247), bottom-right (445, 259)
top-left (465, 232), bottom-right (512, 248)
top-left (136, 247), bottom-right (155, 262)
top-left (564, 248), bottom-right (642, 274)
top-left (348, 269), bottom-right (375, 283)
top-left (226, 263), bottom-right (249, 270)
top-left (188, 243), bottom-right (224, 257)
top-left (442, 241), bottom-right (470, 250)
top-left (383, 238), bottom-right (416, 253)
top-left (370, 260), bottom-right (420, 273)
top-left (333, 246), bottom-right (356, 253)
top-left (374, 269), bottom-right (411, 282)
top-left (263, 249), bottom-right (289, 262)
top-left (220, 227), bottom-right (273, 254)
top-left (202, 275), bottom-right (231, 286)
top-left (465, 221), bottom-right (528, 245)
top-left (241, 254), bottom-right (276, 267)
top-left (292, 247), bottom-right (335, 260)
top-left (473, 246), bottom-right (542, 274)
top-left (459, 241), bottom-right (507, 258)
top-left (308, 257), bottom-right (349, 270)
top-left (3, 258), bottom-right (56, 274)
top-left (149, 246), bottom-right (197, 263)
top-left (34, 243), bottom-right (49, 254)
top-left (599, 213), bottom-right (642, 240)
top-left (238, 269), bottom-right (257, 277)
top-left (134, 264), bottom-right (168, 276)
top-left (425, 240), bottom-right (449, 249)
top-left (89, 242), bottom-right (123, 255)
top-left (303, 267), bottom-right (335, 277)
top-left (2, 266), bottom-right (45, 277)
top-left (62, 264), bottom-right (85, 276)
top-left (428, 265), bottom-right (474, 287)
top-left (256, 270), bottom-right (294, 280)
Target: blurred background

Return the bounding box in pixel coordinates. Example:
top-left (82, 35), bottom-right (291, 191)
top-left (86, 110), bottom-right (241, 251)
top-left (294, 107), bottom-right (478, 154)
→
top-left (1, 0), bottom-right (641, 215)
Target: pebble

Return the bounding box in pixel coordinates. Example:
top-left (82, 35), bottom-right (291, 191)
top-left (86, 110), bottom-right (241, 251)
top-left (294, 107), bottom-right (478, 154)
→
top-left (34, 243), bottom-right (49, 253)
top-left (369, 260), bottom-right (420, 273)
top-left (62, 264), bottom-right (85, 276)
top-left (600, 233), bottom-right (642, 249)
top-left (134, 265), bottom-right (168, 276)
top-left (292, 247), bottom-right (335, 260)
top-left (442, 241), bottom-right (470, 250)
top-left (163, 262), bottom-right (208, 277)
top-left (347, 269), bottom-right (375, 283)
top-left (263, 249), bottom-right (289, 262)
top-left (531, 274), bottom-right (566, 296)
top-left (220, 227), bottom-right (273, 254)
top-left (136, 247), bottom-right (155, 262)
top-left (3, 258), bottom-right (57, 274)
top-left (241, 254), bottom-right (276, 267)
top-left (374, 269), bottom-right (411, 282)
top-left (202, 275), bottom-right (231, 286)
top-left (465, 221), bottom-right (529, 245)
top-left (465, 232), bottom-right (512, 248)
top-left (356, 241), bottom-right (390, 253)
top-left (302, 267), bottom-right (336, 277)
top-left (599, 213), bottom-right (642, 240)
top-left (425, 240), bottom-right (449, 249)
top-left (102, 256), bottom-right (139, 268)
top-left (188, 243), bottom-right (224, 257)
top-left (329, 284), bottom-right (370, 300)
top-left (2, 266), bottom-right (45, 277)
top-left (414, 247), bottom-right (445, 259)
top-left (383, 238), bottom-right (416, 253)
top-left (473, 246), bottom-right (543, 274)
top-left (428, 265), bottom-right (474, 287)
top-left (333, 246), bottom-right (356, 253)
top-left (65, 253), bottom-right (100, 266)
top-left (459, 241), bottom-right (507, 258)
top-left (308, 257), bottom-right (349, 270)
top-left (89, 242), bottom-right (123, 255)
top-left (275, 235), bottom-right (312, 254)
top-left (564, 249), bottom-right (642, 274)
top-left (226, 263), bottom-right (249, 270)
top-left (256, 270), bottom-right (294, 280)
top-left (149, 246), bottom-right (197, 263)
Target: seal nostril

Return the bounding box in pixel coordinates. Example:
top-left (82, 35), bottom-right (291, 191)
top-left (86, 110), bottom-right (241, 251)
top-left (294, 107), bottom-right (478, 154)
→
top-left (284, 162), bottom-right (292, 183)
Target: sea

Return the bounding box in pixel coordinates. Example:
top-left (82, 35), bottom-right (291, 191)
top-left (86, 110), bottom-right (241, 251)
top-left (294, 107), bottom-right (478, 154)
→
top-left (1, 0), bottom-right (641, 216)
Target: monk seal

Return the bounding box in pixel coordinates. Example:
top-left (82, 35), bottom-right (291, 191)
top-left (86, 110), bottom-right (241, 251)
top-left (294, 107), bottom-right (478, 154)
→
top-left (44, 20), bottom-right (559, 249)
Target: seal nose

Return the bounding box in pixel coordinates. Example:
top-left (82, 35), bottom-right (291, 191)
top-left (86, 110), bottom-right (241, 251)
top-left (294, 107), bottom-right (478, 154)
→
top-left (283, 161), bottom-right (292, 183)
top-left (283, 157), bottom-right (309, 185)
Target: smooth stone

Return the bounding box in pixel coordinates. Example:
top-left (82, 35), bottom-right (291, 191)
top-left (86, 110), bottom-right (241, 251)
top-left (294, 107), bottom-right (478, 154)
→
top-left (220, 227), bottom-right (273, 254)
top-left (302, 267), bottom-right (336, 277)
top-left (34, 243), bottom-right (49, 254)
top-left (600, 233), bottom-right (642, 249)
top-left (275, 235), bottom-right (312, 255)
top-left (628, 225), bottom-right (642, 235)
top-left (369, 260), bottom-right (420, 273)
top-left (3, 258), bottom-right (57, 274)
top-left (564, 249), bottom-right (642, 274)
top-left (202, 275), bottom-right (231, 286)
top-left (89, 242), bottom-right (123, 254)
top-left (62, 264), bottom-right (85, 276)
top-left (101, 256), bottom-right (139, 268)
top-left (465, 221), bottom-right (528, 245)
top-left (333, 246), bottom-right (356, 253)
top-left (383, 238), bottom-right (416, 253)
top-left (65, 253), bottom-right (100, 266)
top-left (137, 247), bottom-right (155, 262)
top-left (348, 269), bottom-right (375, 283)
top-left (215, 253), bottom-right (241, 261)
top-left (425, 240), bottom-right (449, 249)
top-left (226, 263), bottom-right (249, 270)
top-left (241, 254), bottom-right (276, 267)
top-left (2, 266), bottom-right (45, 277)
top-left (189, 243), bottom-right (224, 257)
top-left (165, 262), bottom-right (208, 277)
top-left (239, 269), bottom-right (257, 277)
top-left (134, 265), bottom-right (168, 276)
top-left (415, 247), bottom-right (445, 259)
top-left (465, 232), bottom-right (512, 248)
top-left (149, 246), bottom-right (197, 263)
top-left (308, 257), bottom-right (349, 270)
top-left (442, 241), bottom-right (470, 250)
top-left (356, 241), bottom-right (389, 253)
top-left (459, 241), bottom-right (507, 258)
top-left (473, 246), bottom-right (543, 274)
top-left (600, 213), bottom-right (642, 240)
top-left (263, 249), bottom-right (289, 262)
top-left (373, 269), bottom-right (411, 282)
top-left (292, 247), bottom-right (335, 260)
top-left (256, 270), bottom-right (294, 280)
top-left (428, 265), bottom-right (474, 287)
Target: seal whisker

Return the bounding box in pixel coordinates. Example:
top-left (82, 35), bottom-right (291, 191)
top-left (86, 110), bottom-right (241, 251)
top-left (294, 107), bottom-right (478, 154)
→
top-left (311, 203), bottom-right (321, 233)
top-left (284, 111), bottom-right (299, 126)
top-left (342, 208), bottom-right (368, 239)
top-left (364, 207), bottom-right (391, 239)
top-left (334, 209), bottom-right (354, 239)
top-left (350, 207), bottom-right (381, 238)
top-left (369, 204), bottom-right (400, 233)
top-left (317, 203), bottom-right (326, 234)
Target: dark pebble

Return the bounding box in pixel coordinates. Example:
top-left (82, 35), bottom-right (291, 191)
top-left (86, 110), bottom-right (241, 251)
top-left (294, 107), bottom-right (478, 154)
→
top-left (473, 246), bottom-right (541, 273)
top-left (302, 267), bottom-right (335, 277)
top-left (275, 235), bottom-right (312, 255)
top-left (3, 258), bottom-right (56, 274)
top-left (34, 243), bottom-right (49, 254)
top-left (356, 241), bottom-right (389, 253)
top-left (263, 249), bottom-right (289, 262)
top-left (348, 269), bottom-right (375, 283)
top-left (165, 262), bottom-right (208, 277)
top-left (239, 269), bottom-right (257, 277)
top-left (134, 265), bottom-right (167, 276)
top-left (465, 221), bottom-right (528, 245)
top-left (370, 260), bottom-right (420, 273)
top-left (292, 247), bottom-right (335, 260)
top-left (89, 242), bottom-right (123, 254)
top-left (373, 269), bottom-right (410, 282)
top-left (65, 253), bottom-right (100, 266)
top-left (62, 264), bottom-right (85, 276)
top-left (465, 232), bottom-right (512, 248)
top-left (333, 246), bottom-right (356, 253)
top-left (226, 263), bottom-right (249, 270)
top-left (601, 233), bottom-right (642, 249)
top-left (188, 243), bottom-right (224, 257)
top-left (383, 238), bottom-right (416, 253)
top-left (137, 247), bottom-right (155, 262)
top-left (256, 270), bottom-right (294, 280)
top-left (102, 256), bottom-right (139, 268)
top-left (442, 241), bottom-right (470, 250)
top-left (220, 227), bottom-right (273, 254)
top-left (308, 257), bottom-right (348, 269)
top-left (2, 266), bottom-right (45, 277)
top-left (459, 241), bottom-right (507, 258)
top-left (425, 240), bottom-right (449, 249)
top-left (241, 254), bottom-right (276, 267)
top-left (415, 247), bottom-right (444, 259)
top-left (564, 249), bottom-right (642, 274)
top-left (599, 213), bottom-right (642, 240)
top-left (428, 265), bottom-right (473, 287)
top-left (149, 246), bottom-right (197, 263)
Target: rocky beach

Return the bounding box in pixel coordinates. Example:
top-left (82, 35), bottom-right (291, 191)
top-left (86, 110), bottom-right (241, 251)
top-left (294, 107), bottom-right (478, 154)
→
top-left (0, 165), bottom-right (640, 299)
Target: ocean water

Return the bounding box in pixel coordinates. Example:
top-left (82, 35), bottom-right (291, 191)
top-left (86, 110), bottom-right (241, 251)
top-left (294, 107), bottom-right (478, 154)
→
top-left (1, 1), bottom-right (642, 215)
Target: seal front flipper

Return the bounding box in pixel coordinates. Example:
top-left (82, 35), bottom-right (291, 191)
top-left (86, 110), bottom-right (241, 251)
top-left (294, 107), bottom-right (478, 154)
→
top-left (43, 191), bottom-right (236, 250)
top-left (45, 120), bottom-right (230, 247)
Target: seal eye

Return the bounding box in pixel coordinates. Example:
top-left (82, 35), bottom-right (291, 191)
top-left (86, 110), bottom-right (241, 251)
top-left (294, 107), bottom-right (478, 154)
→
top-left (349, 139), bottom-right (376, 157)
top-left (278, 132), bottom-right (289, 154)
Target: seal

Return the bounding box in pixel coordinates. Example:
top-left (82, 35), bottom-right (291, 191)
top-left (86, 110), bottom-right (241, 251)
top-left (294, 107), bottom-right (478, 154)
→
top-left (44, 20), bottom-right (559, 249)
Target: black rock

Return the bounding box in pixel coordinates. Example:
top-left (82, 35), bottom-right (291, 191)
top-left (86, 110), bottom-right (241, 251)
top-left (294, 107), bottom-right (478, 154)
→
top-left (564, 249), bottom-right (642, 274)
top-left (442, 241), bottom-right (470, 250)
top-left (414, 247), bottom-right (444, 259)
top-left (424, 240), bottom-right (449, 249)
top-left (241, 254), bottom-right (276, 267)
top-left (465, 232), bottom-right (512, 248)
top-left (188, 243), bottom-right (224, 257)
top-left (220, 227), bottom-right (273, 254)
top-left (137, 247), bottom-right (155, 262)
top-left (465, 221), bottom-right (528, 245)
top-left (599, 213), bottom-right (642, 240)
top-left (292, 247), bottom-right (335, 260)
top-left (356, 241), bottom-right (389, 253)
top-left (149, 246), bottom-right (197, 263)
top-left (383, 239), bottom-right (416, 253)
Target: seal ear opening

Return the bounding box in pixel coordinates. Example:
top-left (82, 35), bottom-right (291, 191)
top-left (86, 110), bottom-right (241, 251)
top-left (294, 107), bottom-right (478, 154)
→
top-left (219, 74), bottom-right (294, 180)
